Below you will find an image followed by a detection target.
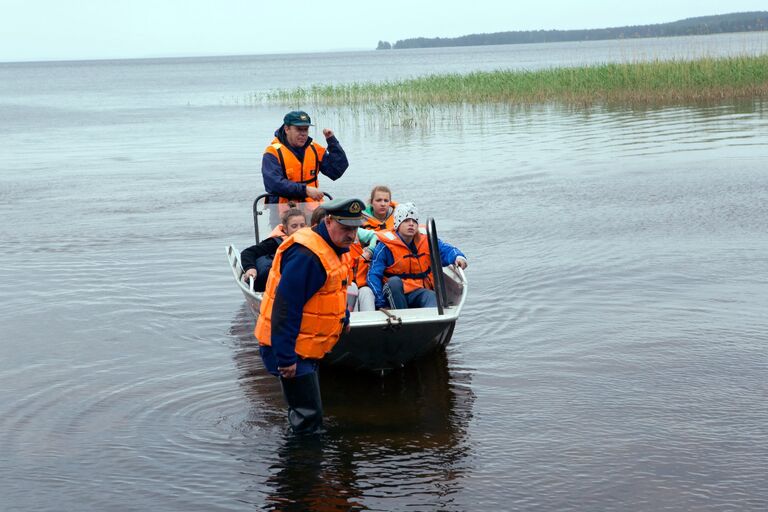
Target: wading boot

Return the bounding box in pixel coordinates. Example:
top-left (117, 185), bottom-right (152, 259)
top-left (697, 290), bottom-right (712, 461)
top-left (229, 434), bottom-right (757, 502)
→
top-left (279, 371), bottom-right (323, 435)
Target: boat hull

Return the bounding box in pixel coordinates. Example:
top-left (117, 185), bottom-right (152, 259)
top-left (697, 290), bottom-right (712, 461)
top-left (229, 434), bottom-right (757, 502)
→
top-left (226, 244), bottom-right (467, 373)
top-left (327, 317), bottom-right (456, 372)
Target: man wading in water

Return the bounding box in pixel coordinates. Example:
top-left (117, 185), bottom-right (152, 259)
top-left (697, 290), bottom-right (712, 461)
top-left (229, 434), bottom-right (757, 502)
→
top-left (254, 198), bottom-right (365, 434)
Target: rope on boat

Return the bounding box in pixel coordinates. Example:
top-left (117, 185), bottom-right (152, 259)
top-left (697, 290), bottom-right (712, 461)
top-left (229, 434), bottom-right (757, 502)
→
top-left (378, 308), bottom-right (402, 330)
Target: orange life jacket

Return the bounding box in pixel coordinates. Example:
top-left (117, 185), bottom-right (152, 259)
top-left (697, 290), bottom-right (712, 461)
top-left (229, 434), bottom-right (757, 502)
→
top-left (376, 227), bottom-right (433, 294)
top-left (267, 224), bottom-right (288, 241)
top-left (254, 229), bottom-right (347, 359)
top-left (264, 138), bottom-right (327, 204)
top-left (361, 200), bottom-right (398, 231)
top-left (342, 241), bottom-right (370, 288)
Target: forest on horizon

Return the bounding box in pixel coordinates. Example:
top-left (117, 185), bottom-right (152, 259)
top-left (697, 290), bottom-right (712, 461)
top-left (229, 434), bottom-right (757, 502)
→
top-left (376, 11), bottom-right (768, 50)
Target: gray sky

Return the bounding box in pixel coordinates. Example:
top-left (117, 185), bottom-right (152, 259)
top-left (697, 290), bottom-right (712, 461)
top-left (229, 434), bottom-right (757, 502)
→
top-left (2, 0), bottom-right (767, 62)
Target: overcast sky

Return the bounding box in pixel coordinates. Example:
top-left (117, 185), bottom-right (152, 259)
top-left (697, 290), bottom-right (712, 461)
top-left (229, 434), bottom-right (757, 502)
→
top-left (2, 0), bottom-right (766, 62)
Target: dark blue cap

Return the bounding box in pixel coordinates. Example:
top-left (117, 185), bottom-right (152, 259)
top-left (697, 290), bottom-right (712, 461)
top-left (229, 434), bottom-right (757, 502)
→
top-left (323, 198), bottom-right (365, 227)
top-left (283, 110), bottom-right (313, 126)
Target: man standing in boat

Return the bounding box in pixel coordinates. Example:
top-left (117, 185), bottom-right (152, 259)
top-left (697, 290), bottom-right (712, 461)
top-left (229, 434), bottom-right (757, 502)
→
top-left (255, 198), bottom-right (365, 434)
top-left (261, 110), bottom-right (349, 204)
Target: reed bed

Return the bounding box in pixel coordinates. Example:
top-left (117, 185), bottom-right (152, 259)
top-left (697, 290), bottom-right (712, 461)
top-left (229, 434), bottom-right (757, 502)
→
top-left (265, 55), bottom-right (768, 108)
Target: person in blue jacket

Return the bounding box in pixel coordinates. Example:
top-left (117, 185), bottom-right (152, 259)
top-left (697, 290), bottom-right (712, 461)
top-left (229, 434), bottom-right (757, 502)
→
top-left (367, 202), bottom-right (468, 310)
top-left (261, 110), bottom-right (349, 204)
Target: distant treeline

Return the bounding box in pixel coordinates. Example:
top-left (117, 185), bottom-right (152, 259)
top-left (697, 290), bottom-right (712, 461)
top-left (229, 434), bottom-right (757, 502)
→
top-left (375, 12), bottom-right (768, 50)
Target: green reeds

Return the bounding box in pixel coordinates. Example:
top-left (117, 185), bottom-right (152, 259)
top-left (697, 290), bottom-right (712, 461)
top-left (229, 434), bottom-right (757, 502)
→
top-left (265, 54), bottom-right (768, 108)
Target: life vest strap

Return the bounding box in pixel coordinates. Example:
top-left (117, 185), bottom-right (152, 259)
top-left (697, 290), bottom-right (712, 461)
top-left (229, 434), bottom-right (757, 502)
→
top-left (275, 147), bottom-right (288, 178)
top-left (275, 145), bottom-right (319, 186)
top-left (306, 144), bottom-right (319, 187)
top-left (384, 267), bottom-right (431, 280)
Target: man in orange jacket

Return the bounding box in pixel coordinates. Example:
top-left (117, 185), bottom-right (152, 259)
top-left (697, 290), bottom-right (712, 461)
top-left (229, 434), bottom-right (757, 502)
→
top-left (255, 197), bottom-right (364, 434)
top-left (261, 110), bottom-right (349, 204)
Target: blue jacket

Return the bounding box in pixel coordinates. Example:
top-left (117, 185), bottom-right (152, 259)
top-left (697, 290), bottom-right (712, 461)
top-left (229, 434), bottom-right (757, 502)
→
top-left (367, 233), bottom-right (466, 309)
top-left (261, 126), bottom-right (349, 203)
top-left (263, 222), bottom-right (350, 372)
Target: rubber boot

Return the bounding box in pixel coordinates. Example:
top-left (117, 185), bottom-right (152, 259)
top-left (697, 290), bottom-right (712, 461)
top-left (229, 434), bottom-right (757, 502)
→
top-left (279, 371), bottom-right (323, 434)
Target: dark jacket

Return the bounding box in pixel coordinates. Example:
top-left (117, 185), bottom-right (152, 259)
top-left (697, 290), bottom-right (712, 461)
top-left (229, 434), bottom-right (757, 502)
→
top-left (241, 237), bottom-right (283, 292)
top-left (240, 237), bottom-right (281, 271)
top-left (266, 222), bottom-right (350, 369)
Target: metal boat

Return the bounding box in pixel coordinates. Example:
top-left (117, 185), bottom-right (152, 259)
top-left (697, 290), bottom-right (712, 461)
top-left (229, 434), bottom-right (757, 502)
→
top-left (225, 196), bottom-right (468, 373)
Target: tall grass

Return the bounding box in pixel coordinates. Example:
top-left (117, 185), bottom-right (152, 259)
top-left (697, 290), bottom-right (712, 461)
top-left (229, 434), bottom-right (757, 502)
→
top-left (265, 55), bottom-right (768, 108)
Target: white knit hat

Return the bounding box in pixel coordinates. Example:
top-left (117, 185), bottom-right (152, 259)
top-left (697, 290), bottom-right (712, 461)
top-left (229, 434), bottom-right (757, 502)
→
top-left (393, 202), bottom-right (419, 230)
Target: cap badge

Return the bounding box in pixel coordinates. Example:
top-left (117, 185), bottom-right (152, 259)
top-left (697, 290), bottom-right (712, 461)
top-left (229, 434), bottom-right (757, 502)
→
top-left (349, 202), bottom-right (362, 214)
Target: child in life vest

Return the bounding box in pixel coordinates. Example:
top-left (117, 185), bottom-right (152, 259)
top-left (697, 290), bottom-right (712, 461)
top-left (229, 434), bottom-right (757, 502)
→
top-left (367, 202), bottom-right (467, 310)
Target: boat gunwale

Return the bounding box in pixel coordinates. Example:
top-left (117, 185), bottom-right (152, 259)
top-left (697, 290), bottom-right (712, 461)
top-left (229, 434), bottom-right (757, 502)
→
top-left (226, 243), bottom-right (468, 327)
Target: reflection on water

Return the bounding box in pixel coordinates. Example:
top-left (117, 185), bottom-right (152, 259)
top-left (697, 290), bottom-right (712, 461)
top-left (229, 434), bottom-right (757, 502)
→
top-left (2, 44), bottom-right (768, 509)
top-left (230, 305), bottom-right (476, 509)
top-left (265, 436), bottom-right (363, 511)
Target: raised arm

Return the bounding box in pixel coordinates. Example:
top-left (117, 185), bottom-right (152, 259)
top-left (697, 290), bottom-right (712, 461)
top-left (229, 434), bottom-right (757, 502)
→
top-left (318, 132), bottom-right (348, 180)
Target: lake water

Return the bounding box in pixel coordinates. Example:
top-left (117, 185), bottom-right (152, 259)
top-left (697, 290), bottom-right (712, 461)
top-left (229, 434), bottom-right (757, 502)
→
top-left (1, 33), bottom-right (768, 511)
